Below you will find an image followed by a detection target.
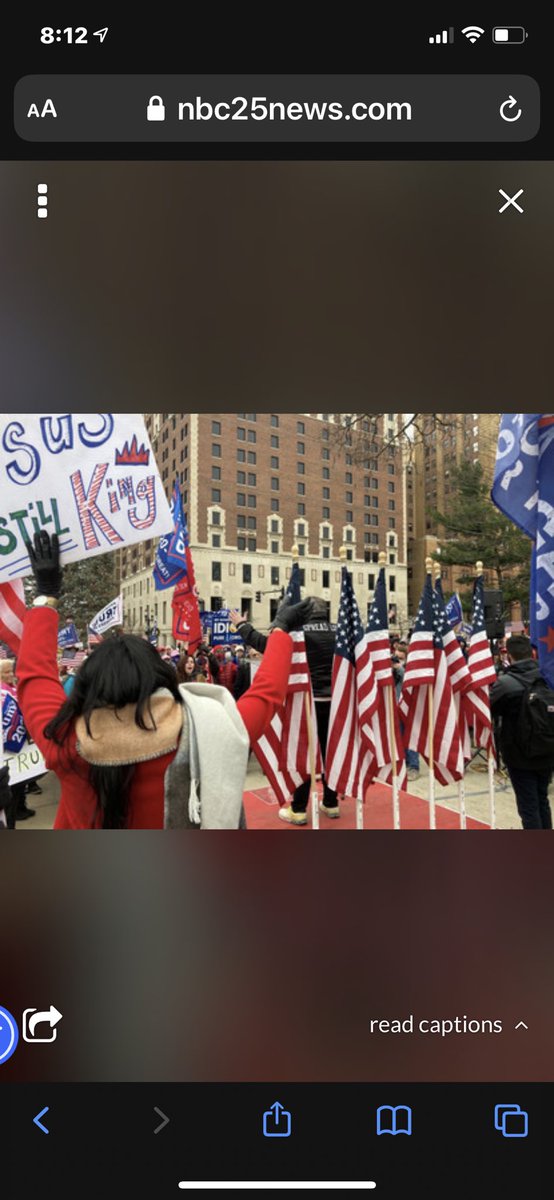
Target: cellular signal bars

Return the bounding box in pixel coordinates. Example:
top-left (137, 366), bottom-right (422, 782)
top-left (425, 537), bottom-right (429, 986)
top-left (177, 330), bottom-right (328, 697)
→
top-left (429, 28), bottom-right (454, 44)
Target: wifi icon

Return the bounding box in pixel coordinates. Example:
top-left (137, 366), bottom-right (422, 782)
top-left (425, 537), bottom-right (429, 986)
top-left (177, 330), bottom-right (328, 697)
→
top-left (462, 25), bottom-right (485, 42)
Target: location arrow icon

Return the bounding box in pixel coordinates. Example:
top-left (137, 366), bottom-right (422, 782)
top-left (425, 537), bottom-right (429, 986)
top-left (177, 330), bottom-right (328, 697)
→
top-left (154, 1107), bottom-right (170, 1134)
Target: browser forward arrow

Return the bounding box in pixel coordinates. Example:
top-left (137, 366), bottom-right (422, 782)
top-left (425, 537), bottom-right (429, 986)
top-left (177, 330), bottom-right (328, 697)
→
top-left (154, 1107), bottom-right (170, 1134)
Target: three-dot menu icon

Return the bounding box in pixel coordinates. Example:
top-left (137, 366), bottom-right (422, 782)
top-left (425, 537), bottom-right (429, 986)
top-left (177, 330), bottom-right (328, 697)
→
top-left (37, 183), bottom-right (48, 218)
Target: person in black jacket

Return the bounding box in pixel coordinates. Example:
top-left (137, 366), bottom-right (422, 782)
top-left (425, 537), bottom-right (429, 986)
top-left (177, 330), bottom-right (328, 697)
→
top-left (489, 635), bottom-right (553, 830)
top-left (231, 597), bottom-right (339, 825)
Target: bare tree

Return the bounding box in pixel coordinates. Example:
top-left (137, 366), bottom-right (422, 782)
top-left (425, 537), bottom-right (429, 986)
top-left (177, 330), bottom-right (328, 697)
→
top-left (330, 413), bottom-right (463, 463)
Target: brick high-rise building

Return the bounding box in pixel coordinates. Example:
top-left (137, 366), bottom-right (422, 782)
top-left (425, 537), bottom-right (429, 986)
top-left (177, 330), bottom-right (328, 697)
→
top-left (119, 413), bottom-right (409, 642)
top-left (407, 412), bottom-right (500, 612)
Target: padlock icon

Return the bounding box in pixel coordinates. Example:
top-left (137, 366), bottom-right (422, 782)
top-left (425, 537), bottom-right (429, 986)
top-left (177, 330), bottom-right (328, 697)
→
top-left (147, 95), bottom-right (165, 122)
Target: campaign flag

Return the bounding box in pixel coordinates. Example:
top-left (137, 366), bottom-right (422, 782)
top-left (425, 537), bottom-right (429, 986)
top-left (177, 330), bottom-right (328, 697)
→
top-left (89, 594), bottom-right (123, 635)
top-left (434, 577), bottom-right (473, 761)
top-left (365, 567), bottom-right (406, 786)
top-left (172, 547), bottom-right (202, 651)
top-left (0, 415), bottom-right (172, 585)
top-left (326, 567), bottom-right (376, 802)
top-left (491, 413), bottom-right (554, 687)
top-left (2, 690), bottom-right (27, 754)
top-left (153, 480), bottom-right (189, 590)
top-left (464, 574), bottom-right (498, 755)
top-left (445, 592), bottom-right (464, 628)
top-left (1, 684), bottom-right (46, 783)
top-left (285, 560), bottom-right (302, 604)
top-left (0, 579), bottom-right (26, 655)
top-left (253, 630), bottom-right (321, 805)
top-left (399, 574), bottom-right (464, 785)
top-left (148, 620), bottom-right (159, 646)
top-left (58, 622), bottom-right (79, 648)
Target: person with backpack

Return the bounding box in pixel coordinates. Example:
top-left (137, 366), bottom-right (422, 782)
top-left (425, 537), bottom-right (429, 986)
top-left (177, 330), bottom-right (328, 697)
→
top-left (490, 635), bottom-right (554, 830)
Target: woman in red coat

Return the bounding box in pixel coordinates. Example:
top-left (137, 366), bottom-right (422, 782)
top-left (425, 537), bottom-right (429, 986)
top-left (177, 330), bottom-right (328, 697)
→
top-left (17, 532), bottom-right (310, 830)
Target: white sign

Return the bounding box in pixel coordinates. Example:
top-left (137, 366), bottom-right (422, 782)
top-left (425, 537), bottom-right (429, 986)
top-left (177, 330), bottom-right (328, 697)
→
top-left (90, 594), bottom-right (123, 635)
top-left (0, 414), bottom-right (172, 584)
top-left (6, 740), bottom-right (46, 785)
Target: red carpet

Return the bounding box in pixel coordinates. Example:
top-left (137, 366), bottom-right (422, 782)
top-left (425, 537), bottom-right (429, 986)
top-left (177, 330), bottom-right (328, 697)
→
top-left (243, 782), bottom-right (490, 830)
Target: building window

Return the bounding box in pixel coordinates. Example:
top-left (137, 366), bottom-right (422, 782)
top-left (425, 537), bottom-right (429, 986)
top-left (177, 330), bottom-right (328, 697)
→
top-left (345, 472), bottom-right (352, 484)
top-left (388, 481), bottom-right (395, 492)
top-left (247, 516), bottom-right (257, 530)
top-left (322, 525), bottom-right (330, 539)
top-left (247, 495), bottom-right (256, 508)
top-left (322, 569), bottom-right (330, 588)
top-left (298, 462), bottom-right (305, 474)
top-left (322, 545), bottom-right (330, 559)
top-left (243, 565), bottom-right (252, 583)
top-left (212, 421), bottom-right (221, 436)
top-left (247, 473), bottom-right (256, 486)
top-left (237, 515), bottom-right (246, 529)
top-left (271, 498), bottom-right (280, 511)
top-left (322, 426), bottom-right (329, 440)
top-left (212, 443), bottom-right (222, 457)
top-left (247, 430), bottom-right (256, 443)
top-left (388, 500), bottom-right (396, 511)
top-left (237, 470), bottom-right (246, 484)
top-left (298, 543), bottom-right (306, 556)
top-left (368, 574), bottom-right (375, 589)
top-left (212, 562), bottom-right (221, 582)
top-left (247, 537), bottom-right (256, 551)
top-left (237, 427), bottom-right (246, 441)
top-left (270, 519), bottom-right (280, 533)
top-left (346, 491), bottom-right (353, 503)
top-left (211, 510), bottom-right (221, 525)
top-left (271, 566), bottom-right (280, 585)
top-left (297, 421), bottom-right (305, 434)
top-left (271, 477), bottom-right (279, 490)
top-left (237, 448), bottom-right (246, 462)
top-left (322, 506), bottom-right (330, 519)
top-left (237, 493), bottom-right (246, 506)
top-left (389, 518), bottom-right (396, 528)
top-left (323, 487), bottom-right (330, 499)
top-left (322, 466), bottom-right (330, 479)
top-left (346, 549), bottom-right (353, 561)
top-left (247, 451), bottom-right (256, 464)
top-left (237, 536), bottom-right (246, 551)
top-left (390, 576), bottom-right (396, 592)
top-left (364, 495), bottom-right (370, 507)
top-left (297, 441), bottom-right (305, 455)
top-left (211, 489), bottom-right (221, 503)
top-left (345, 529), bottom-right (353, 543)
top-left (390, 553), bottom-right (396, 565)
top-left (371, 514), bottom-right (378, 526)
top-left (212, 534), bottom-right (221, 548)
top-left (372, 496), bottom-right (378, 508)
top-left (271, 456), bottom-right (279, 469)
top-left (346, 510), bottom-right (353, 522)
top-left (271, 414), bottom-right (279, 427)
top-left (297, 522), bottom-right (305, 535)
top-left (322, 447), bottom-right (330, 460)
top-left (297, 482), bottom-right (305, 495)
top-left (297, 502), bottom-right (305, 515)
top-left (271, 540), bottom-right (279, 554)
top-left (271, 435), bottom-right (279, 448)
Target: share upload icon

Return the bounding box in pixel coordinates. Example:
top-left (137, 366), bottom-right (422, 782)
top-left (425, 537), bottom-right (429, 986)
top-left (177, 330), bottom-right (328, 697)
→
top-left (0, 1006), bottom-right (20, 1065)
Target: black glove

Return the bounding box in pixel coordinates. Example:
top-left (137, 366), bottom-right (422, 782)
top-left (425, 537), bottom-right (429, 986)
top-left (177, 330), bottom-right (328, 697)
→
top-left (25, 531), bottom-right (62, 598)
top-left (0, 764), bottom-right (11, 814)
top-left (272, 598), bottom-right (314, 634)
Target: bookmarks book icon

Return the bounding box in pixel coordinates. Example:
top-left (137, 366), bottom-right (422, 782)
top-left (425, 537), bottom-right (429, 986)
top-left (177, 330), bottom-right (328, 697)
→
top-left (377, 1105), bottom-right (412, 1135)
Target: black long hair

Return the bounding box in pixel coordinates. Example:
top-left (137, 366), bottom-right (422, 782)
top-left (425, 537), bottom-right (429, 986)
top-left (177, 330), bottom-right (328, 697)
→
top-left (44, 635), bottom-right (182, 829)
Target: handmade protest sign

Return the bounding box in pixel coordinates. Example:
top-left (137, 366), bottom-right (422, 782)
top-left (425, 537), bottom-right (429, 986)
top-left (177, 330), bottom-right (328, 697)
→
top-left (2, 690), bottom-right (46, 783)
top-left (0, 415), bottom-right (172, 583)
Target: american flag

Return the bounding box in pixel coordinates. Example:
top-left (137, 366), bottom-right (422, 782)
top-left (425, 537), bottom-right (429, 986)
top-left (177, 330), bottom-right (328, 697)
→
top-left (464, 574), bottom-right (497, 755)
top-left (0, 579), bottom-right (26, 656)
top-left (60, 650), bottom-right (86, 670)
top-left (399, 573), bottom-right (464, 785)
top-left (365, 567), bottom-right (406, 786)
top-left (326, 567), bottom-right (376, 802)
top-left (433, 576), bottom-right (473, 761)
top-left (253, 630), bottom-right (321, 805)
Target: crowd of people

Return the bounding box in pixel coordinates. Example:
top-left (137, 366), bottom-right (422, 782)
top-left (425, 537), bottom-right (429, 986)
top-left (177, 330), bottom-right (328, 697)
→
top-left (1, 531), bottom-right (552, 833)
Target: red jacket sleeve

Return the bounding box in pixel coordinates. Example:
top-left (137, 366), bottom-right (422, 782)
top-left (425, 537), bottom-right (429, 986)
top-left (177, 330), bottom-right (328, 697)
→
top-left (237, 629), bottom-right (292, 744)
top-left (16, 608), bottom-right (72, 767)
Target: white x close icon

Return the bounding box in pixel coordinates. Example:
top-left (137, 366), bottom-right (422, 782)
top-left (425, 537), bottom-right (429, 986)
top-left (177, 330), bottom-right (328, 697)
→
top-left (498, 188), bottom-right (524, 214)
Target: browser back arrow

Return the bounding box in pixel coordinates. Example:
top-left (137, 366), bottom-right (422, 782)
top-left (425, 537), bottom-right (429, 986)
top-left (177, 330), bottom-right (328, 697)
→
top-left (33, 1106), bottom-right (49, 1134)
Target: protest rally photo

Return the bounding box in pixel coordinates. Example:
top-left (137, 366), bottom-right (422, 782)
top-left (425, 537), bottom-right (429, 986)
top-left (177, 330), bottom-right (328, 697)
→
top-left (1, 411), bottom-right (553, 831)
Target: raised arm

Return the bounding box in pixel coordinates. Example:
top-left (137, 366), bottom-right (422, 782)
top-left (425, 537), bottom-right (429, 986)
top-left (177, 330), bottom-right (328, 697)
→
top-left (236, 629), bottom-right (292, 743)
top-left (16, 607), bottom-right (67, 761)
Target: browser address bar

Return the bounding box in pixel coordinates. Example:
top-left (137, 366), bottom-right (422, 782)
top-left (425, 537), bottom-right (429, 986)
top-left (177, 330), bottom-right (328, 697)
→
top-left (14, 74), bottom-right (539, 141)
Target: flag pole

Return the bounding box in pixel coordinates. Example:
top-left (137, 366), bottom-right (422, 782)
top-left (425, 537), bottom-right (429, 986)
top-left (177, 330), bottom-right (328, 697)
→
top-left (293, 542), bottom-right (319, 831)
top-left (426, 557), bottom-right (436, 830)
top-left (381, 550), bottom-right (400, 830)
top-left (476, 558), bottom-right (497, 831)
top-left (341, 545), bottom-right (363, 830)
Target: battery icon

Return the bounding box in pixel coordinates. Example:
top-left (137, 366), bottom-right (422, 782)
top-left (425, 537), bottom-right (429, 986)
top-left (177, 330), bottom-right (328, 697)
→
top-left (493, 26), bottom-right (528, 43)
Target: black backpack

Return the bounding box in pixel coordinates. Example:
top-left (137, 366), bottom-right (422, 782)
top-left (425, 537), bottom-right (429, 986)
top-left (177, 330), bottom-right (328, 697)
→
top-left (515, 670), bottom-right (554, 761)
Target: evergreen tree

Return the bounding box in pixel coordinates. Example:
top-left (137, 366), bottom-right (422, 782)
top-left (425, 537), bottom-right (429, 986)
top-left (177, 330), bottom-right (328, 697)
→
top-left (58, 552), bottom-right (119, 641)
top-left (429, 462), bottom-right (532, 610)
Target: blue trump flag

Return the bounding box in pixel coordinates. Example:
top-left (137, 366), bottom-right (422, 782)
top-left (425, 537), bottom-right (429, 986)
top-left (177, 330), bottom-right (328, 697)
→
top-left (58, 622), bottom-right (79, 648)
top-left (445, 592), bottom-right (463, 628)
top-left (491, 413), bottom-right (554, 687)
top-left (153, 480), bottom-right (189, 590)
top-left (285, 561), bottom-right (302, 605)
